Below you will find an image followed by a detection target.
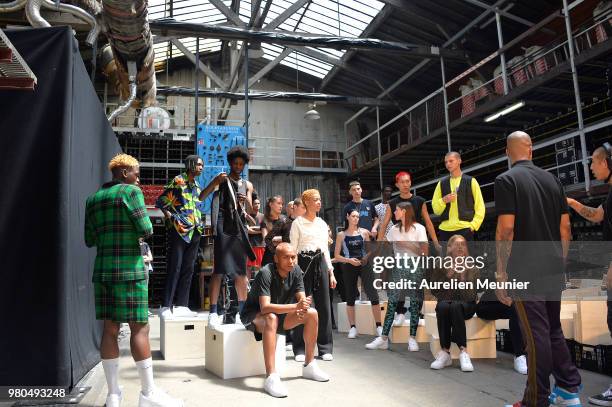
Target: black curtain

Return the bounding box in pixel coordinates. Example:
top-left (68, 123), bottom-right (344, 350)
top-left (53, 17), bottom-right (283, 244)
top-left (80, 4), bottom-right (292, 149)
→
top-left (0, 27), bottom-right (120, 388)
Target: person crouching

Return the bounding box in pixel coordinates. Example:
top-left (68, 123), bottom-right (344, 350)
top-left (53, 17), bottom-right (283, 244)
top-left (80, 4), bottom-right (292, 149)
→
top-left (240, 243), bottom-right (330, 397)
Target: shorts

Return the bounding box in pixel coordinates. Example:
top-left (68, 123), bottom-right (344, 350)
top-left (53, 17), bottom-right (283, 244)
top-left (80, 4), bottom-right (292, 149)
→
top-left (94, 280), bottom-right (149, 323)
top-left (241, 311), bottom-right (286, 341)
top-left (247, 246), bottom-right (265, 268)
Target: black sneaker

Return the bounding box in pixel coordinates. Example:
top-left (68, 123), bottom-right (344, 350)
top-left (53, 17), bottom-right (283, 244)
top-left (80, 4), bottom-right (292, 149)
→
top-left (588, 387), bottom-right (612, 406)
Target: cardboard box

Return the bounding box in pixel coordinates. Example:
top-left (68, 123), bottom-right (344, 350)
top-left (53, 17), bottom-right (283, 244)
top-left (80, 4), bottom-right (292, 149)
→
top-left (574, 298), bottom-right (612, 345)
top-left (160, 315), bottom-right (207, 360)
top-left (389, 319), bottom-right (430, 343)
top-left (205, 324), bottom-right (286, 379)
top-left (337, 301), bottom-right (387, 335)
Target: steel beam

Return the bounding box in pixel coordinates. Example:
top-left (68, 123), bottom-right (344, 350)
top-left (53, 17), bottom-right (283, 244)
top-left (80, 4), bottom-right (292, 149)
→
top-left (208, 0), bottom-right (246, 27)
top-left (562, 0), bottom-right (590, 190)
top-left (344, 0), bottom-right (507, 124)
top-left (157, 86), bottom-right (402, 107)
top-left (264, 0), bottom-right (310, 31)
top-left (248, 47), bottom-right (292, 87)
top-left (171, 38), bottom-right (227, 88)
top-left (150, 19), bottom-right (464, 59)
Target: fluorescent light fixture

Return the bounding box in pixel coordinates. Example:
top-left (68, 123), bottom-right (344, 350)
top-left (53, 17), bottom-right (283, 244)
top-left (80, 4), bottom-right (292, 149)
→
top-left (484, 100), bottom-right (525, 122)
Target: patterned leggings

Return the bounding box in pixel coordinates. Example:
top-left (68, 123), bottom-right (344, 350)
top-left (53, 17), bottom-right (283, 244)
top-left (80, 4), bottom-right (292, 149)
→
top-left (382, 264), bottom-right (423, 338)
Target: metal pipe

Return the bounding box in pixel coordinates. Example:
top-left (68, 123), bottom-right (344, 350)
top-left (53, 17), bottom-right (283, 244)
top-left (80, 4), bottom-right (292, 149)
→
top-left (245, 41), bottom-right (249, 146)
top-left (25, 0), bottom-right (99, 46)
top-left (376, 107), bottom-right (383, 192)
top-left (194, 37), bottom-right (199, 137)
top-left (0, 0), bottom-right (27, 12)
top-left (562, 0), bottom-right (590, 191)
top-left (495, 11), bottom-right (509, 95)
top-left (149, 19), bottom-right (465, 59)
top-left (46, 0), bottom-right (98, 45)
top-left (25, 0), bottom-right (51, 28)
top-left (108, 61), bottom-right (137, 122)
top-left (440, 57), bottom-right (451, 152)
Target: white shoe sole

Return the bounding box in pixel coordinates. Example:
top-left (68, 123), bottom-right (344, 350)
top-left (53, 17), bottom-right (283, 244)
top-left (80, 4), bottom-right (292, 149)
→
top-left (586, 397), bottom-right (612, 406)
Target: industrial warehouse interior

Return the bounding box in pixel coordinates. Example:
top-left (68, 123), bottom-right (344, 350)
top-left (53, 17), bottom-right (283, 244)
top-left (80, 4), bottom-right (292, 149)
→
top-left (1, 0), bottom-right (612, 406)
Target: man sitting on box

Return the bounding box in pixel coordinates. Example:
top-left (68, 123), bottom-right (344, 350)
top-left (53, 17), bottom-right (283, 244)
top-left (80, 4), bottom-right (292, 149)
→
top-left (240, 242), bottom-right (330, 398)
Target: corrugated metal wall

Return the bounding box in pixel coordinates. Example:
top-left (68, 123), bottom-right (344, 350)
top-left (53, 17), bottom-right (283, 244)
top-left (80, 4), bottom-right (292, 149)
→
top-left (250, 172), bottom-right (345, 230)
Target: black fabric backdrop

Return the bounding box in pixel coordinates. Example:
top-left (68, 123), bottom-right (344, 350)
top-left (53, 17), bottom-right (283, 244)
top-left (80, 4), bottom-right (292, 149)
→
top-left (0, 27), bottom-right (120, 388)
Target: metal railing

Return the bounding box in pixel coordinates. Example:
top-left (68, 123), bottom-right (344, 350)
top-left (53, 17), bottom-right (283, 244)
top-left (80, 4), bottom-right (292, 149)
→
top-left (106, 103), bottom-right (200, 130)
top-left (343, 8), bottom-right (612, 173)
top-left (248, 135), bottom-right (346, 172)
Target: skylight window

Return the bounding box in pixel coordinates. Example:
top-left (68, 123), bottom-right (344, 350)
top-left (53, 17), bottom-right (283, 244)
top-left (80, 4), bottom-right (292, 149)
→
top-left (150, 0), bottom-right (384, 78)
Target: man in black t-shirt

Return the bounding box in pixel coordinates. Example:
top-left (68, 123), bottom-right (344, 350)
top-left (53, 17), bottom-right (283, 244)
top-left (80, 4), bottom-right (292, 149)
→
top-left (377, 172), bottom-right (440, 251)
top-left (342, 181), bottom-right (378, 238)
top-left (566, 143), bottom-right (612, 406)
top-left (240, 243), bottom-right (330, 398)
top-left (495, 131), bottom-right (580, 407)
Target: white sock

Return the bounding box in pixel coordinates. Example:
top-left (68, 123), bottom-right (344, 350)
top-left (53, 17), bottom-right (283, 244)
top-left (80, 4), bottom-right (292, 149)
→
top-left (102, 358), bottom-right (120, 395)
top-left (135, 357), bottom-right (155, 396)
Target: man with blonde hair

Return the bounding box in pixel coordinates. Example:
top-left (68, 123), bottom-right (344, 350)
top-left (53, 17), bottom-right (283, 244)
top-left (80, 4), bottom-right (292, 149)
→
top-left (85, 154), bottom-right (182, 407)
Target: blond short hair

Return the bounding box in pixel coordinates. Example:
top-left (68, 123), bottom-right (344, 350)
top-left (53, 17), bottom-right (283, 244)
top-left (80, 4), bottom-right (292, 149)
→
top-left (108, 153), bottom-right (139, 171)
top-left (301, 189), bottom-right (320, 204)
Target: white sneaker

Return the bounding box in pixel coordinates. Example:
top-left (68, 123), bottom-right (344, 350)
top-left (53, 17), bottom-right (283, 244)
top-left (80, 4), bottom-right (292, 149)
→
top-left (376, 326), bottom-right (383, 336)
top-left (285, 343), bottom-right (293, 351)
top-left (393, 313), bottom-right (406, 326)
top-left (408, 337), bottom-right (419, 352)
top-left (430, 350), bottom-right (452, 370)
top-left (234, 313), bottom-right (244, 326)
top-left (207, 312), bottom-right (221, 328)
top-left (365, 336), bottom-right (389, 350)
top-left (294, 354), bottom-right (305, 363)
top-left (459, 351), bottom-right (474, 372)
top-left (159, 307), bottom-right (172, 319)
top-left (138, 388), bottom-right (183, 407)
top-left (264, 373), bottom-right (288, 398)
top-left (105, 392), bottom-right (122, 407)
top-left (514, 355), bottom-right (527, 375)
top-left (303, 360), bottom-right (330, 382)
top-left (321, 353), bottom-right (333, 361)
top-left (347, 327), bottom-right (358, 339)
top-left (172, 306), bottom-right (197, 317)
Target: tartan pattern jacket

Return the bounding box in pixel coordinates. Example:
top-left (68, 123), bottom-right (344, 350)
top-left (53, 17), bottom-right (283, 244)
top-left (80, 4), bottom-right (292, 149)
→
top-left (85, 181), bottom-right (153, 282)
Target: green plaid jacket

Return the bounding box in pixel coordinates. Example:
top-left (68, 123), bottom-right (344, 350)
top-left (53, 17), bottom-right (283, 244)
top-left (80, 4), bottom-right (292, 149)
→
top-left (85, 181), bottom-right (153, 282)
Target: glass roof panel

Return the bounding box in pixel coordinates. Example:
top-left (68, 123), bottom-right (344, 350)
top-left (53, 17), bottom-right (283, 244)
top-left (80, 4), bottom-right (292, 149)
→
top-left (150, 0), bottom-right (384, 78)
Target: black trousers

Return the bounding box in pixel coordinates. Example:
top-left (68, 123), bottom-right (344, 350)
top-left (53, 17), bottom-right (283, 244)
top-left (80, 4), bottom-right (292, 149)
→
top-left (261, 248), bottom-right (274, 269)
top-left (292, 253), bottom-right (333, 356)
top-left (342, 263), bottom-right (379, 306)
top-left (396, 301), bottom-right (408, 315)
top-left (514, 299), bottom-right (581, 407)
top-left (163, 228), bottom-right (201, 308)
top-left (438, 228), bottom-right (474, 243)
top-left (476, 300), bottom-right (525, 357)
top-left (435, 300), bottom-right (476, 349)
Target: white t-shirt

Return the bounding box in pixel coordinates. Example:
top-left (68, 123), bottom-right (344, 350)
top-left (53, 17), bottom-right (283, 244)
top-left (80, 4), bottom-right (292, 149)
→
top-left (387, 222), bottom-right (427, 256)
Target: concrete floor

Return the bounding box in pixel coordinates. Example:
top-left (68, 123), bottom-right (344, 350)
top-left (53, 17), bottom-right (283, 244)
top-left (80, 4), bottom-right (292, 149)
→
top-left (75, 314), bottom-right (611, 407)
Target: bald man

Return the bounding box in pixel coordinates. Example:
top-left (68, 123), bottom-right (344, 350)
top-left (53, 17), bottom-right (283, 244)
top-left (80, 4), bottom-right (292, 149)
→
top-left (239, 243), bottom-right (330, 398)
top-left (495, 132), bottom-right (580, 407)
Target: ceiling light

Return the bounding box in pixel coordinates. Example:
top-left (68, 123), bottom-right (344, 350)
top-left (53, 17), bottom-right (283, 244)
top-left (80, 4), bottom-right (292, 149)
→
top-left (304, 103), bottom-right (320, 120)
top-left (484, 100), bottom-right (525, 122)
